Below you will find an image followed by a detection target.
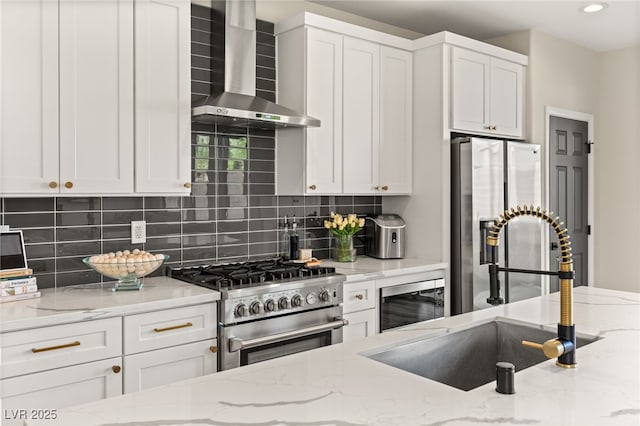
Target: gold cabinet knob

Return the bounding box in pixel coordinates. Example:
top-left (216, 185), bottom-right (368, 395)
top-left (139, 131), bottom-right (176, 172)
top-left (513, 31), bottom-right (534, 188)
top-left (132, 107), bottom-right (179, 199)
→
top-left (308, 184), bottom-right (317, 190)
top-left (355, 294), bottom-right (364, 300)
top-left (48, 181), bottom-right (58, 189)
top-left (64, 181), bottom-right (73, 189)
top-left (112, 365), bottom-right (121, 374)
top-left (209, 346), bottom-right (218, 353)
top-left (184, 182), bottom-right (192, 189)
top-left (381, 185), bottom-right (389, 191)
top-left (374, 186), bottom-right (380, 190)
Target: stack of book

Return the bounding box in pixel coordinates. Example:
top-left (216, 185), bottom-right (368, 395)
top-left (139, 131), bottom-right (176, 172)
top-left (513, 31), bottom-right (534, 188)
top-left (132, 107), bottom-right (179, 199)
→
top-left (0, 268), bottom-right (41, 303)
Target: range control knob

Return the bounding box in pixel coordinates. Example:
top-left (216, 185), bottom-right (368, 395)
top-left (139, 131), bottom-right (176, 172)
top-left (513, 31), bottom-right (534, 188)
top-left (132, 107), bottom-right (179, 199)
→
top-left (278, 297), bottom-right (290, 310)
top-left (235, 303), bottom-right (249, 317)
top-left (291, 294), bottom-right (303, 308)
top-left (319, 290), bottom-right (332, 303)
top-left (250, 301), bottom-right (264, 315)
top-left (264, 299), bottom-right (276, 312)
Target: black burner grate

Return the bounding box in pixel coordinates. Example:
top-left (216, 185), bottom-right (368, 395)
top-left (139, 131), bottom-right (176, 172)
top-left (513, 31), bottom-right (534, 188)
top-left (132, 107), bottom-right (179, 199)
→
top-left (168, 259), bottom-right (336, 291)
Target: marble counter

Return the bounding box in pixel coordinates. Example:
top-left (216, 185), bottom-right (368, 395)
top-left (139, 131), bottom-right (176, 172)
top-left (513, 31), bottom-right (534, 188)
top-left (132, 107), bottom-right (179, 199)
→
top-left (323, 256), bottom-right (447, 282)
top-left (28, 286), bottom-right (640, 426)
top-left (0, 277), bottom-right (220, 332)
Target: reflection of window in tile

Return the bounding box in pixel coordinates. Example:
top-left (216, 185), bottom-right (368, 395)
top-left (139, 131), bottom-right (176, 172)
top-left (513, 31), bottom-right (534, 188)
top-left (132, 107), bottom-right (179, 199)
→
top-left (195, 135), bottom-right (211, 182)
top-left (227, 137), bottom-right (247, 171)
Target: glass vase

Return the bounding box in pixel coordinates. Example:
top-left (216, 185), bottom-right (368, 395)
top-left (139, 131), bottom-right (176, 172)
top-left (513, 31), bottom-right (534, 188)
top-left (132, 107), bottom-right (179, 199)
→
top-left (333, 234), bottom-right (356, 262)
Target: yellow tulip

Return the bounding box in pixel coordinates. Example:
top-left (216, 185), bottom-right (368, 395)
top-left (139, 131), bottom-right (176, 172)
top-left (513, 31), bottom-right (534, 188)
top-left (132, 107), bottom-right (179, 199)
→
top-left (324, 220), bottom-right (331, 229)
top-left (358, 218), bottom-right (365, 227)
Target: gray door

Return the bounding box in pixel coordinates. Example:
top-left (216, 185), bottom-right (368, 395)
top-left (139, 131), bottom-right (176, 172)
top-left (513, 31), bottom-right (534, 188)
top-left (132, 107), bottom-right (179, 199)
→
top-left (549, 116), bottom-right (589, 290)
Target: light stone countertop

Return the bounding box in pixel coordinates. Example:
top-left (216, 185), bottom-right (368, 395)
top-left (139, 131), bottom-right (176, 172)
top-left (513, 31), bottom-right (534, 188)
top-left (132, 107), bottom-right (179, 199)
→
top-left (323, 256), bottom-right (447, 282)
top-left (0, 277), bottom-right (220, 333)
top-left (27, 286), bottom-right (640, 426)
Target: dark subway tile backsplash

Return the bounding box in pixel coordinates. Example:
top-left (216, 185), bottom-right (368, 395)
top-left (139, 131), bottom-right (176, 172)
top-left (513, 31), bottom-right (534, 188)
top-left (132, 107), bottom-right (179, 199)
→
top-left (0, 8), bottom-right (382, 288)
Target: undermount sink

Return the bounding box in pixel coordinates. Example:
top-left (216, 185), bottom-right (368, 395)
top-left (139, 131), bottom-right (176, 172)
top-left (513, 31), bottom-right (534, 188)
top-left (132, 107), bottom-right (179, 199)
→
top-left (364, 318), bottom-right (599, 391)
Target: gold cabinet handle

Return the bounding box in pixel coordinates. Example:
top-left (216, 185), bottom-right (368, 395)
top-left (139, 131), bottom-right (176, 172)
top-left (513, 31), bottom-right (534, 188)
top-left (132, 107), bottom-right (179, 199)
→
top-left (153, 322), bottom-right (193, 333)
top-left (64, 181), bottom-right (73, 189)
top-left (184, 182), bottom-right (192, 188)
top-left (32, 341), bottom-right (80, 353)
top-left (381, 185), bottom-right (389, 191)
top-left (209, 346), bottom-right (218, 353)
top-left (112, 365), bottom-right (121, 374)
top-left (308, 184), bottom-right (316, 190)
top-left (48, 181), bottom-right (58, 189)
top-left (354, 294), bottom-right (364, 300)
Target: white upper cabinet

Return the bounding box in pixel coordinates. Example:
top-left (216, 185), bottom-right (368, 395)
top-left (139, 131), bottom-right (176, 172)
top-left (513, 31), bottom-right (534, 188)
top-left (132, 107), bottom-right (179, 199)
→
top-left (276, 13), bottom-right (413, 195)
top-left (451, 47), bottom-right (524, 139)
top-left (134, 0), bottom-right (191, 194)
top-left (0, 0), bottom-right (190, 196)
top-left (1, 0), bottom-right (60, 194)
top-left (379, 46), bottom-right (412, 194)
top-left (277, 26), bottom-right (343, 195)
top-left (304, 27), bottom-right (344, 194)
top-left (58, 0), bottom-right (134, 194)
top-left (342, 37), bottom-right (380, 194)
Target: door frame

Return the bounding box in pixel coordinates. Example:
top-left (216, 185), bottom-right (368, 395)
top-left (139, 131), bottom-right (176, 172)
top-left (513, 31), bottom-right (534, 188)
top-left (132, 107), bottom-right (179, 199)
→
top-left (544, 106), bottom-right (595, 289)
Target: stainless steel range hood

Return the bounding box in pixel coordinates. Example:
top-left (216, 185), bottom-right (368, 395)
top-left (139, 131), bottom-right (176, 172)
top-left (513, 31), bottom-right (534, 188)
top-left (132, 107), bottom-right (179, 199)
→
top-left (192, 0), bottom-right (320, 128)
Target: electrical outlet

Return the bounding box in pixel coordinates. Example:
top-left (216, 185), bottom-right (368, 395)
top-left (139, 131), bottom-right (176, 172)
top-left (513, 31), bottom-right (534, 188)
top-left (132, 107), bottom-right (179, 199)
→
top-left (131, 221), bottom-right (146, 244)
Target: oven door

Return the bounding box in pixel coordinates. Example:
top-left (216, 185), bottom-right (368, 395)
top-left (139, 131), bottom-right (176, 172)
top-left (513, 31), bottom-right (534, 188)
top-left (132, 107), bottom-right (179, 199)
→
top-left (380, 281), bottom-right (444, 332)
top-left (219, 306), bottom-right (347, 371)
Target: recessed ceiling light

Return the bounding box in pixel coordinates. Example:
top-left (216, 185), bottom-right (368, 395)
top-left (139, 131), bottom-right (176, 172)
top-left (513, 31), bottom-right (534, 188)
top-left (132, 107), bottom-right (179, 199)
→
top-left (581, 3), bottom-right (607, 13)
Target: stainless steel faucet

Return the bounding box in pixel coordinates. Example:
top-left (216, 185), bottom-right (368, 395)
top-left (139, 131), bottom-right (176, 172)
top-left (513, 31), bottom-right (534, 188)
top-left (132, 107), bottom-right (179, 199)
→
top-left (486, 205), bottom-right (577, 368)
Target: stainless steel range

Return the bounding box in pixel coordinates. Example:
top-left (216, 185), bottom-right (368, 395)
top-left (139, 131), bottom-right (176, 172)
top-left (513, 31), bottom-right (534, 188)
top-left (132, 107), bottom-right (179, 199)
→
top-left (169, 259), bottom-right (347, 371)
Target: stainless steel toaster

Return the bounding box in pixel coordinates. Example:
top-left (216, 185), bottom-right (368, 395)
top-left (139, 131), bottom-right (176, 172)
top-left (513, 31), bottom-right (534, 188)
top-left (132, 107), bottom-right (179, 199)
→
top-left (365, 214), bottom-right (406, 259)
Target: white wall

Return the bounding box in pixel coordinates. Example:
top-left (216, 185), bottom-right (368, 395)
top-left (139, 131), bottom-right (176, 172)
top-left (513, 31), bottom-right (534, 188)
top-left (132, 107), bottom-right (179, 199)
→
top-left (256, 0), bottom-right (423, 39)
top-left (595, 47), bottom-right (640, 292)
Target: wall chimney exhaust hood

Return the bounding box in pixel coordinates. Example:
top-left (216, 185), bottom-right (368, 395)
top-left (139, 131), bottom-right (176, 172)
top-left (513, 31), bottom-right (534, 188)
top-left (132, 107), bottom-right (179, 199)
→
top-left (192, 0), bottom-right (320, 129)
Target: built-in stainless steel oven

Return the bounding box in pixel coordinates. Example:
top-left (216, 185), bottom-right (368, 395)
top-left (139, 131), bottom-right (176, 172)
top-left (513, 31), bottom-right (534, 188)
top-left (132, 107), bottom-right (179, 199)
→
top-left (219, 305), bottom-right (346, 370)
top-left (380, 279), bottom-right (445, 332)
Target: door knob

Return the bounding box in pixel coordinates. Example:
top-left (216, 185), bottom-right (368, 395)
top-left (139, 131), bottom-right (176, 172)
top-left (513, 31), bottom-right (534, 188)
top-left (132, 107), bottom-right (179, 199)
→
top-left (48, 181), bottom-right (58, 189)
top-left (184, 182), bottom-right (192, 188)
top-left (112, 365), bottom-right (121, 374)
top-left (308, 184), bottom-right (316, 190)
top-left (381, 185), bottom-right (389, 191)
top-left (64, 181), bottom-right (73, 189)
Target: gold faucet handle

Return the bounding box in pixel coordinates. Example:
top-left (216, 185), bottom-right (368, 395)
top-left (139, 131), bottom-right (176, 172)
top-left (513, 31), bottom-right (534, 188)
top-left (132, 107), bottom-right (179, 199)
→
top-left (522, 339), bottom-right (565, 359)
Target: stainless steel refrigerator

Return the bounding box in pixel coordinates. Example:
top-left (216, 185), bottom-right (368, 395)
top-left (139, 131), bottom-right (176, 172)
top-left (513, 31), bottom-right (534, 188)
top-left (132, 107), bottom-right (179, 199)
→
top-left (451, 136), bottom-right (542, 315)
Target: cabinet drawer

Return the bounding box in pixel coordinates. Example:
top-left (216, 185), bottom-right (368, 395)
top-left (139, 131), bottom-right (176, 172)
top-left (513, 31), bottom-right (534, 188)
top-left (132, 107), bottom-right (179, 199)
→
top-left (124, 303), bottom-right (216, 355)
top-left (1, 317), bottom-right (122, 379)
top-left (343, 309), bottom-right (376, 343)
top-left (123, 340), bottom-right (217, 394)
top-left (1, 356), bottom-right (122, 425)
top-left (343, 280), bottom-right (375, 314)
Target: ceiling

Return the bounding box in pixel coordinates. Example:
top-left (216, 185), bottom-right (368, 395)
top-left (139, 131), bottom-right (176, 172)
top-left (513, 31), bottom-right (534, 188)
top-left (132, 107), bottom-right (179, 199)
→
top-left (309, 0), bottom-right (640, 52)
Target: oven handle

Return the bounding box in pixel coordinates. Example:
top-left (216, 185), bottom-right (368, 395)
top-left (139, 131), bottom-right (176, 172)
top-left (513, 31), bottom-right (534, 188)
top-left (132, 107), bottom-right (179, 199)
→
top-left (228, 318), bottom-right (349, 353)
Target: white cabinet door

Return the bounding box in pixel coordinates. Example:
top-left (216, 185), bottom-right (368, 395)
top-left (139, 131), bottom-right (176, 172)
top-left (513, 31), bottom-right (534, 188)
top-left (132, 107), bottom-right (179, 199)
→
top-left (451, 47), bottom-right (525, 139)
top-left (342, 37), bottom-right (379, 194)
top-left (0, 357), bottom-right (122, 425)
top-left (123, 340), bottom-right (216, 393)
top-left (343, 309), bottom-right (376, 343)
top-left (135, 0), bottom-right (191, 194)
top-left (305, 27), bottom-right (343, 194)
top-left (490, 57), bottom-right (524, 138)
top-left (0, 0), bottom-right (59, 194)
top-left (379, 46), bottom-right (412, 194)
top-left (451, 47), bottom-right (491, 134)
top-left (58, 0), bottom-right (134, 194)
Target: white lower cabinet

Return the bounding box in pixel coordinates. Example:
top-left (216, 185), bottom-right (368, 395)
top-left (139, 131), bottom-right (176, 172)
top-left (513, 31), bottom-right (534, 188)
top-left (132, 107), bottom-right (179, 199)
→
top-left (0, 357), bottom-right (123, 425)
top-left (342, 279), bottom-right (377, 343)
top-left (0, 302), bottom-right (218, 415)
top-left (343, 309), bottom-right (376, 343)
top-left (124, 340), bottom-right (216, 393)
